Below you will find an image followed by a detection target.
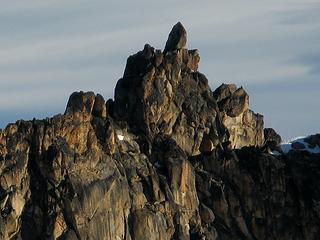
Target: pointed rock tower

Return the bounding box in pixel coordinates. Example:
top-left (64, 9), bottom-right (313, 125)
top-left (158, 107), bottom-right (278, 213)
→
top-left (164, 22), bottom-right (187, 53)
top-left (113, 22), bottom-right (229, 156)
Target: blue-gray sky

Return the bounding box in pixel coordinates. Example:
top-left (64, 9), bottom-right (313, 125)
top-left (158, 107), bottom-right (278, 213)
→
top-left (0, 0), bottom-right (319, 141)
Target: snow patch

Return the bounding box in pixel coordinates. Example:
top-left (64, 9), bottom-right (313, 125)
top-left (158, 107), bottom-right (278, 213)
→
top-left (270, 149), bottom-right (281, 156)
top-left (273, 135), bottom-right (320, 155)
top-left (117, 134), bottom-right (124, 141)
top-left (279, 143), bottom-right (293, 154)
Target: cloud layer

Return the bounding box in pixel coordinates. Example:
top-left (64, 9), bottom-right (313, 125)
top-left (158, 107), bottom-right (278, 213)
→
top-left (1, 0), bottom-right (319, 140)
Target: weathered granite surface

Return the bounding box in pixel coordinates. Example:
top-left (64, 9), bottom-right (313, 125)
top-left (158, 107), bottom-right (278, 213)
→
top-left (1, 23), bottom-right (319, 240)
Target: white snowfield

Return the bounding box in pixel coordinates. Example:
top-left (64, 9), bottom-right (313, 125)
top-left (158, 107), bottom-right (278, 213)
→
top-left (272, 136), bottom-right (320, 155)
top-left (117, 134), bottom-right (124, 141)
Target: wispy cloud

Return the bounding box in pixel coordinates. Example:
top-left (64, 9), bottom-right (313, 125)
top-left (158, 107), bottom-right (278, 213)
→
top-left (291, 53), bottom-right (320, 75)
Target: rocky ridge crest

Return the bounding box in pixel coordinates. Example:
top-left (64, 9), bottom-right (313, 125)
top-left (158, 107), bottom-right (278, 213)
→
top-left (0, 23), bottom-right (319, 240)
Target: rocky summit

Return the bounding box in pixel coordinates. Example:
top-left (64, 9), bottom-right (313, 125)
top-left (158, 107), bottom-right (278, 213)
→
top-left (0, 23), bottom-right (320, 240)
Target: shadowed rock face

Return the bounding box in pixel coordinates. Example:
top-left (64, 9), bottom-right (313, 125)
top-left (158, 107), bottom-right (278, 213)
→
top-left (164, 22), bottom-right (187, 53)
top-left (1, 23), bottom-right (320, 240)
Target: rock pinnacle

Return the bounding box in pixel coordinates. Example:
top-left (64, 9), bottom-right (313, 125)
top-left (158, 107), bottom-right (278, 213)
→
top-left (164, 22), bottom-right (187, 53)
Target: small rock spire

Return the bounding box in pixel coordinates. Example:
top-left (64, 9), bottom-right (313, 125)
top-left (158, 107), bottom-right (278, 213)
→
top-left (164, 22), bottom-right (187, 53)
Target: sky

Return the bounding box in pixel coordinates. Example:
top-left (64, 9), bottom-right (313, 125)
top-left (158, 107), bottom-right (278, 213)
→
top-left (0, 0), bottom-right (319, 141)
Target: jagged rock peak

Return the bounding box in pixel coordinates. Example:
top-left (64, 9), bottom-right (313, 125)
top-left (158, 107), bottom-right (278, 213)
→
top-left (114, 24), bottom-right (228, 155)
top-left (213, 84), bottom-right (249, 118)
top-left (164, 22), bottom-right (187, 53)
top-left (1, 23), bottom-right (320, 240)
top-left (213, 83), bottom-right (264, 149)
top-left (65, 91), bottom-right (107, 118)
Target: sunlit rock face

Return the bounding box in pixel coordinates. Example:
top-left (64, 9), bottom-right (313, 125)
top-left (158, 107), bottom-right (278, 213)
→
top-left (113, 23), bottom-right (228, 157)
top-left (213, 83), bottom-right (264, 149)
top-left (1, 23), bottom-right (320, 240)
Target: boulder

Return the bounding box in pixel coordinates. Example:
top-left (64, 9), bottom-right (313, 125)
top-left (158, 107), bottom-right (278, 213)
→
top-left (213, 83), bottom-right (237, 102)
top-left (215, 86), bottom-right (249, 117)
top-left (264, 128), bottom-right (282, 145)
